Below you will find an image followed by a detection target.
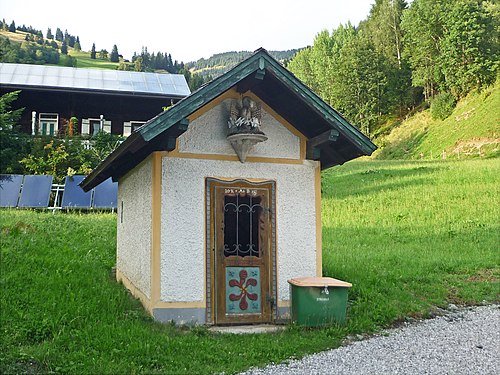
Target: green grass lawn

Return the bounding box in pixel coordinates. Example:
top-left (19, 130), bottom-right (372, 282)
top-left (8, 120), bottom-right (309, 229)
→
top-left (1, 159), bottom-right (498, 374)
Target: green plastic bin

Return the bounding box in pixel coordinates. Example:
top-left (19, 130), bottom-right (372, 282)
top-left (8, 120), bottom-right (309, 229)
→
top-left (288, 277), bottom-right (352, 327)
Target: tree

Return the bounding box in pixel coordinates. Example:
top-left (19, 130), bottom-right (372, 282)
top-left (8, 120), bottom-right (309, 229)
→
top-left (35, 35), bottom-right (44, 45)
top-left (46, 27), bottom-right (53, 40)
top-left (0, 91), bottom-right (32, 174)
top-left (110, 44), bottom-right (119, 62)
top-left (60, 41), bottom-right (68, 55)
top-left (134, 56), bottom-right (144, 72)
top-left (99, 49), bottom-right (108, 60)
top-left (401, 0), bottom-right (445, 100)
top-left (288, 24), bottom-right (391, 136)
top-left (90, 43), bottom-right (96, 59)
top-left (8, 20), bottom-right (16, 32)
top-left (402, 0), bottom-right (499, 100)
top-left (55, 27), bottom-right (63, 42)
top-left (439, 0), bottom-right (499, 97)
top-left (73, 41), bottom-right (81, 51)
top-left (361, 0), bottom-right (413, 114)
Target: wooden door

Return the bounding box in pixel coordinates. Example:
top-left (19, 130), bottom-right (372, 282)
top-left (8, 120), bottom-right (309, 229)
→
top-left (207, 179), bottom-right (276, 325)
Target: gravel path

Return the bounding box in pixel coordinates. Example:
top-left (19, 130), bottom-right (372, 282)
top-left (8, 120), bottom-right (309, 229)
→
top-left (240, 305), bottom-right (499, 375)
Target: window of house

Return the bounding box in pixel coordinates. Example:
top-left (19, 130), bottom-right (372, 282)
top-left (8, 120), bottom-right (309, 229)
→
top-left (123, 121), bottom-right (146, 137)
top-left (81, 118), bottom-right (111, 135)
top-left (38, 113), bottom-right (59, 136)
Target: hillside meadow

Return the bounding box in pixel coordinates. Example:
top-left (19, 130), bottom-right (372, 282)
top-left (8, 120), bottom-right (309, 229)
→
top-left (1, 159), bottom-right (498, 374)
top-left (375, 81), bottom-right (500, 160)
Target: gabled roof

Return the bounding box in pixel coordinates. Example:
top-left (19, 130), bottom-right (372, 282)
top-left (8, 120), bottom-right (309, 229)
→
top-left (0, 63), bottom-right (190, 99)
top-left (81, 48), bottom-right (377, 191)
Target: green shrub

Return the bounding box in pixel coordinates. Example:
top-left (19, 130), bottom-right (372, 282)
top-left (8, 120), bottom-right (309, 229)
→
top-left (430, 92), bottom-right (456, 120)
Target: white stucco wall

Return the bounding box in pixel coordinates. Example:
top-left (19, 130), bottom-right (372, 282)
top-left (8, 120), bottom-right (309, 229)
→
top-left (117, 157), bottom-right (152, 298)
top-left (178, 99), bottom-right (301, 159)
top-left (160, 157), bottom-right (318, 303)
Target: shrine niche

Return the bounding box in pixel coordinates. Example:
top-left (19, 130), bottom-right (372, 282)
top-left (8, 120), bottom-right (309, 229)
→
top-left (80, 48), bottom-right (376, 325)
top-left (227, 96), bottom-right (268, 162)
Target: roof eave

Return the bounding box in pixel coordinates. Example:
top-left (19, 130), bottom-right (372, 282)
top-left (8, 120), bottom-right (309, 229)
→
top-left (0, 83), bottom-right (188, 100)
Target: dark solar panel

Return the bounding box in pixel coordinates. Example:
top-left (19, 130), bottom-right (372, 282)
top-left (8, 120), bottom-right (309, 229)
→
top-left (92, 178), bottom-right (118, 209)
top-left (61, 175), bottom-right (92, 208)
top-left (0, 174), bottom-right (23, 207)
top-left (18, 175), bottom-right (53, 208)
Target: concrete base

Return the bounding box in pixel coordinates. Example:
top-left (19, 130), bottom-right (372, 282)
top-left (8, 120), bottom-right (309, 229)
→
top-left (153, 307), bottom-right (206, 325)
top-left (152, 306), bottom-right (290, 327)
top-left (209, 324), bottom-right (285, 334)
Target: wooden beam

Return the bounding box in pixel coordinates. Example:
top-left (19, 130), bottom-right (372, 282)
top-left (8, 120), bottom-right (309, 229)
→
top-left (166, 136), bottom-right (177, 151)
top-left (177, 118), bottom-right (189, 131)
top-left (309, 129), bottom-right (339, 147)
top-left (306, 129), bottom-right (339, 160)
top-left (255, 69), bottom-right (265, 80)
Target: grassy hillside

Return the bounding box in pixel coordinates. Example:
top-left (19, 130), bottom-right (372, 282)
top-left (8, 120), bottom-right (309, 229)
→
top-left (0, 29), bottom-right (120, 70)
top-left (68, 50), bottom-right (119, 69)
top-left (375, 81), bottom-right (500, 160)
top-left (0, 29), bottom-right (29, 43)
top-left (1, 159), bottom-right (498, 374)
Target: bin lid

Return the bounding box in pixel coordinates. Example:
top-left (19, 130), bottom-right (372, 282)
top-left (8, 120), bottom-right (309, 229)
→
top-left (288, 277), bottom-right (352, 288)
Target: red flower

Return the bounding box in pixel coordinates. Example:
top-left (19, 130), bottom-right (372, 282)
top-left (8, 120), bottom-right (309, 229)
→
top-left (229, 270), bottom-right (258, 310)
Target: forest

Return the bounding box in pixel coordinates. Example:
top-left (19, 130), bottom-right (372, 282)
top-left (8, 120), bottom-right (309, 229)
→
top-left (287, 0), bottom-right (499, 136)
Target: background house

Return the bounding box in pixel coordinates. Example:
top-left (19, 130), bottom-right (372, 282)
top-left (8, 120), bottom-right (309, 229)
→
top-left (81, 49), bottom-right (377, 325)
top-left (0, 63), bottom-right (190, 137)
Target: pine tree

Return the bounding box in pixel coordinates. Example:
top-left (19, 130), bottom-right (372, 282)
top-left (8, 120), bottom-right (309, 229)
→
top-left (46, 27), bottom-right (53, 40)
top-left (74, 41), bottom-right (81, 51)
top-left (110, 44), bottom-right (119, 62)
top-left (55, 28), bottom-right (63, 42)
top-left (61, 41), bottom-right (68, 55)
top-left (90, 43), bottom-right (96, 59)
top-left (9, 20), bottom-right (16, 32)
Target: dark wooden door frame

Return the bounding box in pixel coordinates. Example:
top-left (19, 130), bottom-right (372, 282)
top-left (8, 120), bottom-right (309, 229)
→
top-left (206, 178), bottom-right (277, 325)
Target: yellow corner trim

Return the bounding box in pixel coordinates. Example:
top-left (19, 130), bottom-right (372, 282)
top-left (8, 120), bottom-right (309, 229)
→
top-left (315, 162), bottom-right (322, 277)
top-left (116, 269), bottom-right (153, 313)
top-left (151, 152), bottom-right (162, 304)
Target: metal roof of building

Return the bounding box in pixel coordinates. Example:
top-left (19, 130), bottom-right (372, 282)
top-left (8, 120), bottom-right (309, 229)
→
top-left (0, 63), bottom-right (191, 98)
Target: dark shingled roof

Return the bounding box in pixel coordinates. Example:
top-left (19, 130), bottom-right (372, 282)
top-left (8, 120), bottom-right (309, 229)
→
top-left (80, 48), bottom-right (377, 191)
